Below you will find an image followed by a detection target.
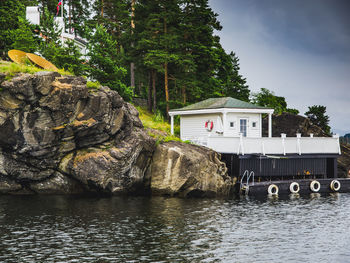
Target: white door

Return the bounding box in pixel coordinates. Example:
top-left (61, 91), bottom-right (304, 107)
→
top-left (240, 119), bottom-right (247, 137)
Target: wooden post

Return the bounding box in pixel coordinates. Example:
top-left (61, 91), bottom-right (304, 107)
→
top-left (170, 114), bottom-right (174, 135)
top-left (268, 113), bottom-right (272, 138)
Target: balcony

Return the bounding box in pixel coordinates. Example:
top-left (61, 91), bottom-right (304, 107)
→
top-left (192, 134), bottom-right (341, 155)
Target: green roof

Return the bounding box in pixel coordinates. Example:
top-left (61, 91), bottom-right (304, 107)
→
top-left (170, 97), bottom-right (271, 111)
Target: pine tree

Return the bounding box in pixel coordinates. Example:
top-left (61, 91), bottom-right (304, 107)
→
top-left (11, 17), bottom-right (39, 53)
top-left (87, 25), bottom-right (131, 100)
top-left (305, 105), bottom-right (331, 135)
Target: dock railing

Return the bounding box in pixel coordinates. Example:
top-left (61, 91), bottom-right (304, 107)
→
top-left (204, 134), bottom-right (341, 155)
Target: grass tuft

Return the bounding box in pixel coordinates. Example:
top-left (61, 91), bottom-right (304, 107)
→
top-left (136, 106), bottom-right (190, 144)
top-left (0, 60), bottom-right (72, 80)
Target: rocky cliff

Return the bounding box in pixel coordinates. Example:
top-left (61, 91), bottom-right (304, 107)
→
top-left (0, 72), bottom-right (232, 197)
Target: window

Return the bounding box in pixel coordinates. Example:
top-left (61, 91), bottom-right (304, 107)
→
top-left (252, 122), bottom-right (257, 128)
top-left (229, 122), bottom-right (234, 128)
top-left (240, 119), bottom-right (247, 137)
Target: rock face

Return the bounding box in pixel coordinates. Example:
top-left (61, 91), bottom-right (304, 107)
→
top-left (147, 141), bottom-right (234, 197)
top-left (0, 72), bottom-right (233, 197)
top-left (262, 113), bottom-right (327, 137)
top-left (0, 72), bottom-right (154, 195)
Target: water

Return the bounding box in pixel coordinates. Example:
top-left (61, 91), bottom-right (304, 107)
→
top-left (0, 194), bottom-right (350, 263)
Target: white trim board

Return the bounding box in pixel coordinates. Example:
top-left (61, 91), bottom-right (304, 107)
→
top-left (169, 108), bottom-right (274, 116)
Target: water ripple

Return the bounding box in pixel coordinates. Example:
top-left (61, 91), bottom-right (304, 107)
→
top-left (0, 194), bottom-right (349, 262)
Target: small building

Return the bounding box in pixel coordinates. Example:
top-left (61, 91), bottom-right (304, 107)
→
top-left (169, 97), bottom-right (274, 143)
top-left (26, 6), bottom-right (88, 58)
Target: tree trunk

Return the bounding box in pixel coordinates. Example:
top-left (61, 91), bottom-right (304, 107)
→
top-left (182, 85), bottom-right (186, 104)
top-left (152, 70), bottom-right (157, 114)
top-left (148, 71), bottom-right (152, 112)
top-left (101, 0), bottom-right (104, 17)
top-left (130, 0), bottom-right (136, 94)
top-left (68, 0), bottom-right (71, 34)
top-left (163, 17), bottom-right (169, 116)
top-left (164, 62), bottom-right (169, 115)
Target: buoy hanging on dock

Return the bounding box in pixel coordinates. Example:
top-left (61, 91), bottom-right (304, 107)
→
top-left (330, 180), bottom-right (341, 192)
top-left (267, 184), bottom-right (279, 195)
top-left (310, 180), bottom-right (321, 192)
top-left (289, 182), bottom-right (300, 194)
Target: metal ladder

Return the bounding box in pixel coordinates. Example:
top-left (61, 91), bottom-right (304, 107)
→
top-left (240, 170), bottom-right (255, 195)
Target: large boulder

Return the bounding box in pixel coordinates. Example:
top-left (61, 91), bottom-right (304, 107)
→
top-left (147, 141), bottom-right (234, 197)
top-left (0, 72), bottom-right (155, 194)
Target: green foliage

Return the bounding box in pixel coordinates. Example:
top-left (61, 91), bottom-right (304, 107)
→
top-left (11, 17), bottom-right (38, 53)
top-left (305, 105), bottom-right (331, 135)
top-left (87, 25), bottom-right (131, 100)
top-left (152, 110), bottom-right (165, 122)
top-left (251, 88), bottom-right (298, 115)
top-left (0, 0), bottom-right (38, 59)
top-left (285, 108), bottom-right (299, 115)
top-left (0, 61), bottom-right (71, 80)
top-left (87, 81), bottom-right (101, 90)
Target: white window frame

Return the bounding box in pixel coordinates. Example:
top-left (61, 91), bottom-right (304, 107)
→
top-left (240, 118), bottom-right (248, 137)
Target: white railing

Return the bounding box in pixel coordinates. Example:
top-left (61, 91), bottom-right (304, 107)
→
top-left (206, 134), bottom-right (341, 155)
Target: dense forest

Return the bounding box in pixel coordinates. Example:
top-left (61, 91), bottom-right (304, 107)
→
top-left (0, 0), bottom-right (330, 133)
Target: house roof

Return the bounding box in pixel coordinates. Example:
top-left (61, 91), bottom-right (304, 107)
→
top-left (170, 97), bottom-right (272, 112)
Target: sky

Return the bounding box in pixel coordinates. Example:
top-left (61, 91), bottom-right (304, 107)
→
top-left (209, 0), bottom-right (350, 135)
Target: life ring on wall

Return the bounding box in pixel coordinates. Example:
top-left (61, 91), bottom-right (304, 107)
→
top-left (289, 182), bottom-right (300, 194)
top-left (310, 180), bottom-right (321, 192)
top-left (330, 180), bottom-right (341, 192)
top-left (267, 184), bottom-right (279, 195)
top-left (205, 120), bottom-right (214, 132)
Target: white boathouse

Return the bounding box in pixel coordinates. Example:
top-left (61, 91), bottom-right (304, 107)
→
top-left (169, 97), bottom-right (342, 192)
top-left (169, 97), bottom-right (340, 156)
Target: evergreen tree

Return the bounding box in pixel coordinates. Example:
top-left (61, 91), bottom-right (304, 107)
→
top-left (305, 105), bottom-right (331, 135)
top-left (0, 0), bottom-right (26, 58)
top-left (11, 17), bottom-right (39, 53)
top-left (87, 25), bottom-right (131, 100)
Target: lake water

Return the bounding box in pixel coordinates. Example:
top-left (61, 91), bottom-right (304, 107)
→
top-left (0, 194), bottom-right (350, 263)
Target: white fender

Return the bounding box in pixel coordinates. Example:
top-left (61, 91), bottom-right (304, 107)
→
top-left (289, 182), bottom-right (300, 194)
top-left (267, 184), bottom-right (279, 195)
top-left (310, 180), bottom-right (321, 192)
top-left (330, 180), bottom-right (341, 192)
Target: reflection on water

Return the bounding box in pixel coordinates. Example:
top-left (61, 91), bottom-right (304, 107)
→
top-left (0, 194), bottom-right (350, 262)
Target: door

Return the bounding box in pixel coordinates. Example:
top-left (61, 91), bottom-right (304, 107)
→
top-left (240, 119), bottom-right (247, 137)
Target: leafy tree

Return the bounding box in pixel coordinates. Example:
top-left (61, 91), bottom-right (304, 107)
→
top-left (251, 88), bottom-right (299, 115)
top-left (87, 25), bottom-right (131, 100)
top-left (305, 105), bottom-right (331, 135)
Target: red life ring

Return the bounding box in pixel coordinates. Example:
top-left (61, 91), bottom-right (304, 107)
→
top-left (205, 120), bottom-right (214, 131)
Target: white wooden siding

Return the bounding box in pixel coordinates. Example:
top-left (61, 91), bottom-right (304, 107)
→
top-left (180, 112), bottom-right (262, 141)
top-left (180, 114), bottom-right (221, 141)
top-left (224, 113), bottom-right (261, 138)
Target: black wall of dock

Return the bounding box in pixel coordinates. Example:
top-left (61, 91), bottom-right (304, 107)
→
top-left (221, 154), bottom-right (339, 180)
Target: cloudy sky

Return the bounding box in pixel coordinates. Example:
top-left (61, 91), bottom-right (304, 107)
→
top-left (209, 0), bottom-right (350, 135)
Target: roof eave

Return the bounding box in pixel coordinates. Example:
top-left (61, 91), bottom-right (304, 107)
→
top-left (169, 107), bottom-right (274, 116)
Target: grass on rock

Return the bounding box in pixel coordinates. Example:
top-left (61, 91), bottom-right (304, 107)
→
top-left (136, 106), bottom-right (189, 144)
